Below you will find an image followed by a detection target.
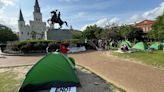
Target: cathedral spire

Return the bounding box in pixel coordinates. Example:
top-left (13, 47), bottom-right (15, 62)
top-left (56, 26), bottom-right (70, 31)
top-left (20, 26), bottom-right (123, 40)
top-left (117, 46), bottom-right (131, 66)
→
top-left (19, 9), bottom-right (24, 21)
top-left (34, 0), bottom-right (40, 13)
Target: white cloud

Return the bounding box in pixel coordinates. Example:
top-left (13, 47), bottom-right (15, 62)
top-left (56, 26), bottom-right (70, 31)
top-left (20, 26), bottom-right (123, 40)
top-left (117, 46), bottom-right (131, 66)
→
top-left (125, 15), bottom-right (142, 24)
top-left (0, 12), bottom-right (18, 31)
top-left (126, 2), bottom-right (164, 24)
top-left (72, 12), bottom-right (86, 19)
top-left (77, 12), bottom-right (85, 17)
top-left (128, 2), bottom-right (164, 24)
top-left (109, 17), bottom-right (119, 23)
top-left (81, 2), bottom-right (164, 31)
top-left (0, 0), bottom-right (14, 8)
top-left (80, 17), bottom-right (120, 31)
top-left (0, 0), bottom-right (18, 32)
top-left (58, 0), bottom-right (79, 2)
top-left (2, 0), bottom-right (14, 6)
top-left (124, 2), bottom-right (164, 25)
top-left (95, 18), bottom-right (108, 27)
top-left (81, 24), bottom-right (92, 31)
top-left (143, 2), bottom-right (164, 19)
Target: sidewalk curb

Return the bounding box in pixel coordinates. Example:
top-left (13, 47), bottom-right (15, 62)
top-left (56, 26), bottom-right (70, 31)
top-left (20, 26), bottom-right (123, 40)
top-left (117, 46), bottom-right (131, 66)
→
top-left (1, 53), bottom-right (45, 56)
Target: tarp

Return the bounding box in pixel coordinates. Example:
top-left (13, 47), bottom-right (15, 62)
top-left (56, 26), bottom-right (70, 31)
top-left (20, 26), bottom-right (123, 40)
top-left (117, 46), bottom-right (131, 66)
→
top-left (69, 46), bottom-right (86, 53)
top-left (19, 52), bottom-right (80, 92)
top-left (120, 40), bottom-right (132, 49)
top-left (132, 42), bottom-right (148, 51)
top-left (149, 42), bottom-right (163, 50)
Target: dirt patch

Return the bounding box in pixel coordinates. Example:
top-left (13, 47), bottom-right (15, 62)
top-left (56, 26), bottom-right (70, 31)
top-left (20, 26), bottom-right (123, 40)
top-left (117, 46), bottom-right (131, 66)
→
top-left (70, 51), bottom-right (164, 92)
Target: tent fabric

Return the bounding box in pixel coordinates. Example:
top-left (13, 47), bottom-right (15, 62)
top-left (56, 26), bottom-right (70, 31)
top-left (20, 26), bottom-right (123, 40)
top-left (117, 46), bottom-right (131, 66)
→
top-left (120, 40), bottom-right (132, 48)
top-left (132, 42), bottom-right (148, 51)
top-left (125, 40), bottom-right (132, 47)
top-left (149, 42), bottom-right (163, 50)
top-left (19, 52), bottom-right (80, 92)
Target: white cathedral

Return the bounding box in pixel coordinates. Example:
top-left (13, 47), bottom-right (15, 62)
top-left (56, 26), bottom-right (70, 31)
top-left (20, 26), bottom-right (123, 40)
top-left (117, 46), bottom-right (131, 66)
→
top-left (18, 0), bottom-right (47, 41)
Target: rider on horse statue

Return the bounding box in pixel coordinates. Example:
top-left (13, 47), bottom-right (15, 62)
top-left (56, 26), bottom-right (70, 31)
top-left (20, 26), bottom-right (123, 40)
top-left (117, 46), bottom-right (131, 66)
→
top-left (48, 10), bottom-right (68, 29)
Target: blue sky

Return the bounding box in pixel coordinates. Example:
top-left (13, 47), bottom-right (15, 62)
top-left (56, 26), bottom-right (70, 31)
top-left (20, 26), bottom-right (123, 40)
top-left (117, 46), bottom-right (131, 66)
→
top-left (0, 0), bottom-right (164, 31)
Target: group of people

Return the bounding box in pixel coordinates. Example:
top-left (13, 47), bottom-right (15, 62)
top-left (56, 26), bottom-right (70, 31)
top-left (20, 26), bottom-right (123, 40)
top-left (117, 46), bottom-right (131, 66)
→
top-left (120, 44), bottom-right (129, 52)
top-left (98, 39), bottom-right (108, 49)
top-left (87, 39), bottom-right (119, 50)
top-left (98, 39), bottom-right (118, 50)
top-left (46, 43), bottom-right (69, 55)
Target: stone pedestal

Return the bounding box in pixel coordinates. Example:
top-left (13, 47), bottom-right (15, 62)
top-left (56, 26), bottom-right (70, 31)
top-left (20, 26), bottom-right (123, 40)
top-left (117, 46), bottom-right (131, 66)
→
top-left (46, 29), bottom-right (73, 40)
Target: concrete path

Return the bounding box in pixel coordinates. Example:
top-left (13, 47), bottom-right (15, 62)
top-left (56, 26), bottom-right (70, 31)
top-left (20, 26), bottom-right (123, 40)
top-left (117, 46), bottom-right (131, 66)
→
top-left (0, 55), bottom-right (43, 68)
top-left (69, 51), bottom-right (164, 92)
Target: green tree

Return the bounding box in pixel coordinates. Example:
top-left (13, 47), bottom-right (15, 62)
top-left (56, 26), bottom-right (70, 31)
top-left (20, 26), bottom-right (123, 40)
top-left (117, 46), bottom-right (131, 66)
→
top-left (147, 30), bottom-right (158, 40)
top-left (108, 26), bottom-right (121, 40)
top-left (83, 25), bottom-right (103, 39)
top-left (0, 27), bottom-right (18, 43)
top-left (119, 25), bottom-right (143, 41)
top-left (94, 27), bottom-right (104, 39)
top-left (128, 27), bottom-right (143, 40)
top-left (158, 30), bottom-right (164, 40)
top-left (120, 25), bottom-right (131, 39)
top-left (150, 13), bottom-right (164, 41)
top-left (101, 28), bottom-right (108, 39)
top-left (153, 13), bottom-right (164, 31)
top-left (72, 31), bottom-right (83, 39)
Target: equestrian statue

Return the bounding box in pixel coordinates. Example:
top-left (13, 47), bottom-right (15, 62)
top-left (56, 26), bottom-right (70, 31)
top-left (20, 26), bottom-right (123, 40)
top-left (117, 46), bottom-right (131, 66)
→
top-left (47, 10), bottom-right (68, 29)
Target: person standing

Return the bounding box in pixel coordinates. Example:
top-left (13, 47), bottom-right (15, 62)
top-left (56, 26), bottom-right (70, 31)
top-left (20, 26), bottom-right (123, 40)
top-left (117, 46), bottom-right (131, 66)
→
top-left (46, 43), bottom-right (50, 55)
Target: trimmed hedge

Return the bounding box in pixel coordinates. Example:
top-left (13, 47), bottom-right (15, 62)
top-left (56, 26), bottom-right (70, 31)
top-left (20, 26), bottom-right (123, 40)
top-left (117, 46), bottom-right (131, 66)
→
top-left (16, 39), bottom-right (80, 45)
top-left (13, 39), bottom-right (83, 53)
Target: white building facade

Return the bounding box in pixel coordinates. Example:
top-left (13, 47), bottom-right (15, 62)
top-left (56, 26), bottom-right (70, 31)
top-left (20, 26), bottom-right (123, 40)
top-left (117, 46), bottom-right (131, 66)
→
top-left (18, 0), bottom-right (46, 41)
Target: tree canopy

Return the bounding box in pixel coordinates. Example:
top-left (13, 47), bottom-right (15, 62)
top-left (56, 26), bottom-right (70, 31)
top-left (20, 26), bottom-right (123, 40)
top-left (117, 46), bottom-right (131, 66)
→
top-left (82, 24), bottom-right (143, 41)
top-left (72, 31), bottom-right (83, 39)
top-left (0, 27), bottom-right (18, 43)
top-left (83, 25), bottom-right (103, 39)
top-left (82, 13), bottom-right (164, 41)
top-left (148, 13), bottom-right (164, 41)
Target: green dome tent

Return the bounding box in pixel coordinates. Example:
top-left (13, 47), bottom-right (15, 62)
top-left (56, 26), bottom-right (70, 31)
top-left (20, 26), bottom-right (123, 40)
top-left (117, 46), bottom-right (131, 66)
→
top-left (163, 43), bottom-right (164, 49)
top-left (19, 52), bottom-right (80, 92)
top-left (120, 40), bottom-right (132, 49)
top-left (149, 42), bottom-right (163, 50)
top-left (132, 42), bottom-right (148, 51)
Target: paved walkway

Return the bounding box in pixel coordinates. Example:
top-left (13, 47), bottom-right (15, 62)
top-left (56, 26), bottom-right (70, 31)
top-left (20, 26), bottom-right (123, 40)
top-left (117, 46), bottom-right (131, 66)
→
top-left (69, 51), bottom-right (164, 92)
top-left (0, 51), bottom-right (164, 92)
top-left (0, 55), bottom-right (42, 68)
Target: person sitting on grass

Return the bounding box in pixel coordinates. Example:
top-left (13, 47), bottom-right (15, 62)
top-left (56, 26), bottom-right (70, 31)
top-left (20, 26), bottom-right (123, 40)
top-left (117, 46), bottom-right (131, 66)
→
top-left (124, 45), bottom-right (129, 52)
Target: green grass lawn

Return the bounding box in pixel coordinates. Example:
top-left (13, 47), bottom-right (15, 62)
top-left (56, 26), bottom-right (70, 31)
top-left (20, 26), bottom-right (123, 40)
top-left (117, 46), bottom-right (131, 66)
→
top-left (112, 50), bottom-right (164, 69)
top-left (0, 69), bottom-right (22, 92)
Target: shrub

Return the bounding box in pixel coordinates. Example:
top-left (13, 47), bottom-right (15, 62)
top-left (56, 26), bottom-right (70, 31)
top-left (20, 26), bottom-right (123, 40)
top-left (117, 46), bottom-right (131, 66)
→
top-left (14, 40), bottom-right (82, 53)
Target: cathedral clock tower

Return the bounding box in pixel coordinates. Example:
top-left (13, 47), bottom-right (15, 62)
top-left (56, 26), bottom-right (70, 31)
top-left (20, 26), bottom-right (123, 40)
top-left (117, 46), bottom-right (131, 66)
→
top-left (33, 0), bottom-right (42, 22)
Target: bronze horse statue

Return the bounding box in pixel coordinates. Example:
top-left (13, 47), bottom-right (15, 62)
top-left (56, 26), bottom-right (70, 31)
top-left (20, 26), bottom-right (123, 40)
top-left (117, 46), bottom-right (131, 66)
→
top-left (47, 10), bottom-right (68, 29)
